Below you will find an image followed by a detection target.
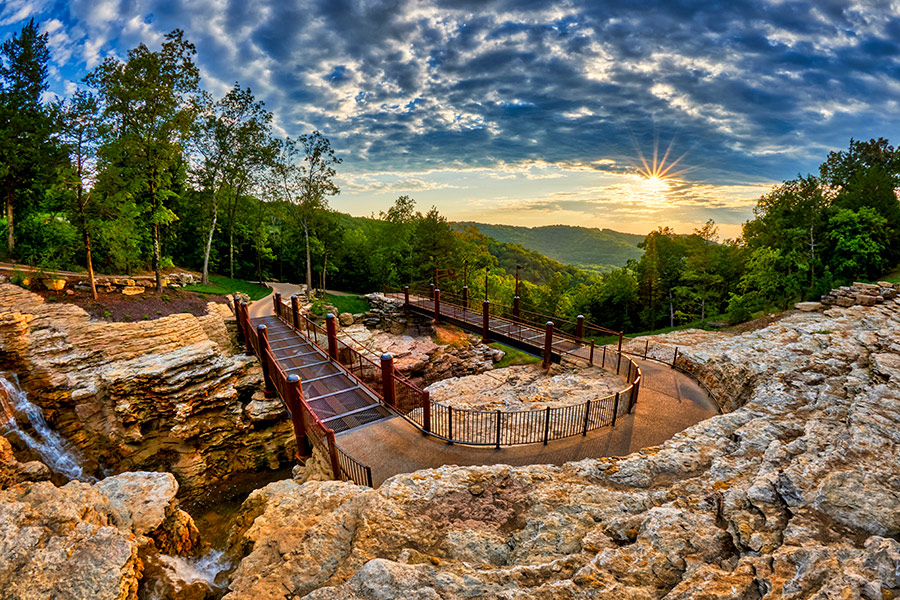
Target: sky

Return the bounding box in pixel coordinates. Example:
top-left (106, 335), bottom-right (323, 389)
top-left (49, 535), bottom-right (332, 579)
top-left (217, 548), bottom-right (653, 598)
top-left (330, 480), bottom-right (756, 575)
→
top-left (3, 0), bottom-right (900, 238)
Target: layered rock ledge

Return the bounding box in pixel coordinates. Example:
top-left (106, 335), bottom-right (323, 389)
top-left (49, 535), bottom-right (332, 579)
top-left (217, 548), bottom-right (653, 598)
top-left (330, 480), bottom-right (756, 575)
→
top-left (221, 296), bottom-right (900, 598)
top-left (0, 284), bottom-right (294, 496)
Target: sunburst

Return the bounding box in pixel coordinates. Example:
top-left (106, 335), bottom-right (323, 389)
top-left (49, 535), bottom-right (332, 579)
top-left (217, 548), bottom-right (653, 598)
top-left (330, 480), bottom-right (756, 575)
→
top-left (634, 135), bottom-right (692, 185)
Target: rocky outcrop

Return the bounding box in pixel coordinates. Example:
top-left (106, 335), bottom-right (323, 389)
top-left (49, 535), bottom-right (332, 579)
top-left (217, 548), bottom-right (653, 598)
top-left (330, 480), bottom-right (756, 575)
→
top-left (0, 464), bottom-right (200, 600)
top-left (820, 280), bottom-right (897, 308)
top-left (0, 284), bottom-right (294, 497)
top-left (221, 296), bottom-right (900, 598)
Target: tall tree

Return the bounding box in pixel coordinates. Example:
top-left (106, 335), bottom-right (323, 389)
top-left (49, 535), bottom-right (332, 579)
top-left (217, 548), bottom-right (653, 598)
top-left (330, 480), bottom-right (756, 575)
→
top-left (58, 90), bottom-right (101, 298)
top-left (0, 19), bottom-right (63, 255)
top-left (271, 131), bottom-right (341, 295)
top-left (193, 84), bottom-right (274, 284)
top-left (86, 29), bottom-right (199, 292)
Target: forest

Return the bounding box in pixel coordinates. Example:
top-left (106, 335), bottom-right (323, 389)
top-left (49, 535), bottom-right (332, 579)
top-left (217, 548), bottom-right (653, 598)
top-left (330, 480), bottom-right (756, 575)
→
top-left (2, 21), bottom-right (899, 334)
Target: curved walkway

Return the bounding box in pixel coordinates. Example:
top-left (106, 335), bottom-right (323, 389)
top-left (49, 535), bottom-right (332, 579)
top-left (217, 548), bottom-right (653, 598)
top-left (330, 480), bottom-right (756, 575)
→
top-left (247, 288), bottom-right (719, 486)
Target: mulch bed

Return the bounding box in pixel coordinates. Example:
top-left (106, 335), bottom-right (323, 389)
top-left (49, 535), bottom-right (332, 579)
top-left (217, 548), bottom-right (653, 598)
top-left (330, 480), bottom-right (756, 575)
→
top-left (33, 287), bottom-right (227, 322)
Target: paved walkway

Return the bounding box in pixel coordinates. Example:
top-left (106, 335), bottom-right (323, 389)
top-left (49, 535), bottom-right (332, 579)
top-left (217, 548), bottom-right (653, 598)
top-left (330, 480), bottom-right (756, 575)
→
top-left (248, 289), bottom-right (719, 486)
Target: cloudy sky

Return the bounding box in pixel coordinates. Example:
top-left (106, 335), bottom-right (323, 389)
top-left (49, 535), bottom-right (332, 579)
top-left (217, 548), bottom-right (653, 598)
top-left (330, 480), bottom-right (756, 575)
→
top-left (3, 0), bottom-right (899, 237)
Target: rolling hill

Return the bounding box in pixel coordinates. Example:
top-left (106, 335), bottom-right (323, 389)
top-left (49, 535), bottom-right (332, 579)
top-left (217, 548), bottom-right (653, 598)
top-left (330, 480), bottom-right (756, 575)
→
top-left (454, 223), bottom-right (645, 274)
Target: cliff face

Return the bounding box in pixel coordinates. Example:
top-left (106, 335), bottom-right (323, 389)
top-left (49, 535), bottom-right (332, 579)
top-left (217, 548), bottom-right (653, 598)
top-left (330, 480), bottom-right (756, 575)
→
top-left (222, 298), bottom-right (900, 598)
top-left (0, 284), bottom-right (294, 497)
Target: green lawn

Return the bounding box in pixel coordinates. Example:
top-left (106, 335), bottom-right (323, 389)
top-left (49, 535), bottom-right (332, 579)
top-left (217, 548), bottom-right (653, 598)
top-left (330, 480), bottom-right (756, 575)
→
top-left (880, 266), bottom-right (900, 284)
top-left (182, 275), bottom-right (271, 301)
top-left (311, 293), bottom-right (371, 316)
top-left (489, 342), bottom-right (541, 368)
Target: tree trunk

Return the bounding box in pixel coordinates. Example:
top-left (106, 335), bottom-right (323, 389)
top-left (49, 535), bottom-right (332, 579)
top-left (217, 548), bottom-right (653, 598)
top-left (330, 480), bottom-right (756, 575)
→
top-left (304, 222), bottom-right (313, 298)
top-left (202, 198), bottom-right (218, 285)
top-left (5, 188), bottom-right (13, 254)
top-left (153, 223), bottom-right (162, 293)
top-left (322, 255), bottom-right (327, 293)
top-left (668, 290), bottom-right (674, 328)
top-left (701, 298), bottom-right (705, 321)
top-left (229, 226), bottom-right (234, 279)
top-left (85, 229), bottom-right (97, 300)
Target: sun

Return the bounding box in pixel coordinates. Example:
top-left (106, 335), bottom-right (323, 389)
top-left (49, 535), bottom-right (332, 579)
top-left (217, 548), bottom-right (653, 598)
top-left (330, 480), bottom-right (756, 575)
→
top-left (642, 174), bottom-right (670, 193)
top-left (633, 135), bottom-right (692, 186)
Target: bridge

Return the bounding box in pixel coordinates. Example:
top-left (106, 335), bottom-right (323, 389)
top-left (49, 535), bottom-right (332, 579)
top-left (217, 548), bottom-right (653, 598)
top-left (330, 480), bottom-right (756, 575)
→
top-left (236, 283), bottom-right (719, 487)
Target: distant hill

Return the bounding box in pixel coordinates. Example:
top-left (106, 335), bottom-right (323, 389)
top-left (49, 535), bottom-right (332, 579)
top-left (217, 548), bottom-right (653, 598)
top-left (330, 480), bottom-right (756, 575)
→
top-left (454, 223), bottom-right (645, 274)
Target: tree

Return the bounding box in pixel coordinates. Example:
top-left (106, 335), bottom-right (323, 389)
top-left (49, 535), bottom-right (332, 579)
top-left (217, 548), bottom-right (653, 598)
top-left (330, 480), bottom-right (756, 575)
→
top-left (193, 84), bottom-right (274, 284)
top-left (0, 19), bottom-right (64, 255)
top-left (826, 207), bottom-right (890, 280)
top-left (87, 29), bottom-right (200, 292)
top-left (271, 131), bottom-right (341, 295)
top-left (58, 90), bottom-right (102, 298)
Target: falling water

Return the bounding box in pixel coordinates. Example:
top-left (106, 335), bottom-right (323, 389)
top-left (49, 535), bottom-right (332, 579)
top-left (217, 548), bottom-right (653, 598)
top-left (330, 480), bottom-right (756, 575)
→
top-left (143, 550), bottom-right (232, 600)
top-left (0, 373), bottom-right (93, 482)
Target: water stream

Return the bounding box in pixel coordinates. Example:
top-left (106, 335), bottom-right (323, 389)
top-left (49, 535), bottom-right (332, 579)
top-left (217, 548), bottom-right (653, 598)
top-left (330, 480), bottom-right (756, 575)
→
top-left (0, 372), bottom-right (94, 482)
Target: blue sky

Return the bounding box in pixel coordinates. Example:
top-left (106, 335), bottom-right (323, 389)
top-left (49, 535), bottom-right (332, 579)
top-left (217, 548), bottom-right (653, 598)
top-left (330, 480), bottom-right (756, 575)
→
top-left (3, 0), bottom-right (899, 237)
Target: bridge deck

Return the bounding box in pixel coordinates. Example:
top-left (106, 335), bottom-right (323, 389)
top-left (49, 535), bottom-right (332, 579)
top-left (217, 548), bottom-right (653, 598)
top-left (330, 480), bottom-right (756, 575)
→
top-left (404, 293), bottom-right (589, 361)
top-left (253, 315), bottom-right (393, 434)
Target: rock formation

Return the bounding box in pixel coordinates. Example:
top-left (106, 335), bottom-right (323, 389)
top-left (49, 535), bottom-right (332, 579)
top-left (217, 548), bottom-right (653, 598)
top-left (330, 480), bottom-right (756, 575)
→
top-left (220, 295), bottom-right (900, 598)
top-left (0, 284), bottom-right (295, 497)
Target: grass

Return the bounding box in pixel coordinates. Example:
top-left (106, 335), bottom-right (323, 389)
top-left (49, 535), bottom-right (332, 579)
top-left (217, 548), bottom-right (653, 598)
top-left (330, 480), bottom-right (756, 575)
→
top-left (489, 342), bottom-right (541, 368)
top-left (182, 275), bottom-right (271, 301)
top-left (311, 293), bottom-right (371, 316)
top-left (880, 266), bottom-right (900, 284)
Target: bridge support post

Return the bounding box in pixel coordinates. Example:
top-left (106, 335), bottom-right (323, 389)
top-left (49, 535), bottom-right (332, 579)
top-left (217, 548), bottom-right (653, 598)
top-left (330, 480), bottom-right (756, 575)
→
top-left (611, 392), bottom-right (620, 426)
top-left (576, 315), bottom-right (584, 340)
top-left (433, 289), bottom-right (441, 324)
top-left (403, 286), bottom-right (410, 316)
top-left (233, 294), bottom-right (244, 346)
top-left (257, 324), bottom-right (275, 397)
top-left (326, 314), bottom-right (338, 361)
top-left (513, 296), bottom-right (520, 321)
top-left (482, 301), bottom-right (490, 342)
top-left (422, 390), bottom-right (431, 433)
top-left (286, 374), bottom-right (310, 458)
top-left (542, 321), bottom-right (554, 369)
top-left (291, 295), bottom-right (300, 330)
top-left (616, 332), bottom-right (623, 374)
top-left (462, 286), bottom-right (468, 308)
top-left (241, 303), bottom-right (253, 355)
top-left (273, 292), bottom-right (282, 316)
top-left (381, 354), bottom-right (396, 407)
top-left (325, 429), bottom-right (341, 480)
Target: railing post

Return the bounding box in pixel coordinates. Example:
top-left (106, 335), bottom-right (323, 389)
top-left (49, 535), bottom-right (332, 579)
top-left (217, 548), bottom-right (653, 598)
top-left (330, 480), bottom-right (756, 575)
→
top-left (482, 301), bottom-right (491, 342)
top-left (462, 286), bottom-right (468, 309)
top-left (285, 374), bottom-right (310, 458)
top-left (542, 321), bottom-right (554, 369)
top-left (380, 354), bottom-right (396, 407)
top-left (612, 392), bottom-right (620, 426)
top-left (290, 295), bottom-right (300, 330)
top-left (543, 406), bottom-right (551, 444)
top-left (448, 405), bottom-right (454, 442)
top-left (513, 295), bottom-right (520, 321)
top-left (673, 347), bottom-right (679, 367)
top-left (576, 315), bottom-right (584, 340)
top-left (430, 283), bottom-right (435, 300)
top-left (273, 292), bottom-right (281, 315)
top-left (325, 313), bottom-right (338, 361)
top-left (365, 466), bottom-right (373, 487)
top-left (422, 390), bottom-right (431, 433)
top-left (257, 324), bottom-right (275, 397)
top-left (241, 303), bottom-right (253, 355)
top-left (433, 289), bottom-right (441, 324)
top-left (495, 410), bottom-right (502, 448)
top-left (631, 372), bottom-right (641, 411)
top-left (233, 294), bottom-right (244, 346)
top-left (582, 400), bottom-right (591, 435)
top-left (644, 339), bottom-right (649, 359)
top-left (325, 429), bottom-right (341, 480)
top-left (617, 332), bottom-right (623, 374)
top-left (403, 285), bottom-right (410, 316)
top-left (602, 345), bottom-right (607, 368)
top-left (589, 339), bottom-right (595, 365)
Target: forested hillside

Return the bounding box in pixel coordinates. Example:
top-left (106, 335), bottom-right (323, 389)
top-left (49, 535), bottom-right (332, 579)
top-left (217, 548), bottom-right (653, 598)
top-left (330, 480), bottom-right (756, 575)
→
top-left (455, 222), bottom-right (644, 274)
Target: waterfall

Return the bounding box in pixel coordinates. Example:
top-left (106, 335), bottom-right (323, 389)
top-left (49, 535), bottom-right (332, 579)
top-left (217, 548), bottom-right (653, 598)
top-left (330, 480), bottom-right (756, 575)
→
top-left (0, 373), bottom-right (93, 482)
top-left (143, 550), bottom-right (232, 600)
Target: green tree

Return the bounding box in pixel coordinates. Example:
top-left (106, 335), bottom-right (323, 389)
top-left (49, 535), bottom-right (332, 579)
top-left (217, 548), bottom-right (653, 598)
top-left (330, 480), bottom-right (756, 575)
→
top-left (87, 29), bottom-right (200, 291)
top-left (193, 84), bottom-right (274, 283)
top-left (0, 19), bottom-right (65, 255)
top-left (826, 207), bottom-right (890, 280)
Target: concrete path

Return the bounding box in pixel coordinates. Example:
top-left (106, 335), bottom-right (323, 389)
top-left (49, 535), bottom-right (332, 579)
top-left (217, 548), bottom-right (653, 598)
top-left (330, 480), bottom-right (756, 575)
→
top-left (247, 282), bottom-right (303, 319)
top-left (250, 290), bottom-right (720, 486)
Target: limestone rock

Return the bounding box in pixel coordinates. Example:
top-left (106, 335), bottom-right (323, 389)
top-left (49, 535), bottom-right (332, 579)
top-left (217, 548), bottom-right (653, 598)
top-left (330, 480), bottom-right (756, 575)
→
top-left (0, 284), bottom-right (294, 497)
top-left (794, 301), bottom-right (822, 311)
top-left (94, 471), bottom-right (180, 535)
top-left (121, 285), bottom-right (144, 295)
top-left (338, 312), bottom-right (354, 326)
top-left (222, 296), bottom-right (900, 599)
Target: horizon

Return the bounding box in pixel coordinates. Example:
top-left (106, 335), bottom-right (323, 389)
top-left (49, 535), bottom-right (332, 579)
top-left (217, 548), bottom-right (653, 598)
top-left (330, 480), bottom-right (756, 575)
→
top-left (3, 1), bottom-right (899, 239)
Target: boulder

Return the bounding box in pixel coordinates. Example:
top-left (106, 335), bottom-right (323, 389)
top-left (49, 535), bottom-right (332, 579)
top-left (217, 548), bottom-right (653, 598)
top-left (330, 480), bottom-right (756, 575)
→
top-left (338, 312), bottom-right (354, 326)
top-left (121, 285), bottom-right (144, 296)
top-left (794, 301), bottom-right (822, 312)
top-left (42, 278), bottom-right (66, 291)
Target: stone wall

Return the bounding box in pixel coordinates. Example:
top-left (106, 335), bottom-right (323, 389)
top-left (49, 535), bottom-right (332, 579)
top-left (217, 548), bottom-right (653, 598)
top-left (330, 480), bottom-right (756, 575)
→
top-left (819, 280), bottom-right (898, 308)
top-left (0, 285), bottom-right (294, 498)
